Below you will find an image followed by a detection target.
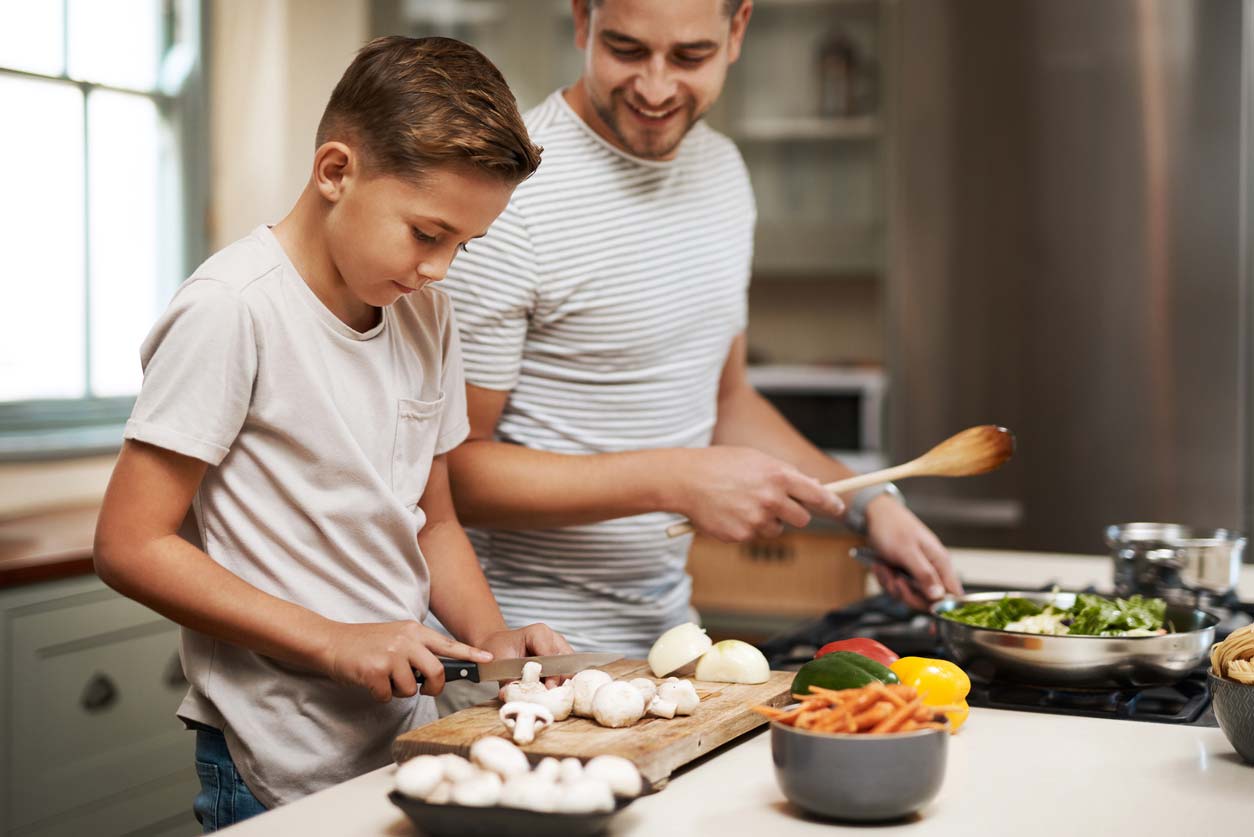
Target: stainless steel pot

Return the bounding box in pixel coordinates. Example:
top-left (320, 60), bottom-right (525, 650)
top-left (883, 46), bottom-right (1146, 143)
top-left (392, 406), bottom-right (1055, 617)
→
top-left (1107, 523), bottom-right (1246, 609)
top-left (931, 591), bottom-right (1218, 688)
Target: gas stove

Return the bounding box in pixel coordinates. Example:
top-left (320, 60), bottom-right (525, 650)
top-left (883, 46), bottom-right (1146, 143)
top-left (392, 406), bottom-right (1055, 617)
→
top-left (758, 584), bottom-right (1254, 727)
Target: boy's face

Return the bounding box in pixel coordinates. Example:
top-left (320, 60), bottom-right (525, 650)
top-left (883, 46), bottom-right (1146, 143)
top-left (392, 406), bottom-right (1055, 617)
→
top-left (574, 0), bottom-right (751, 160)
top-left (324, 161), bottom-right (514, 308)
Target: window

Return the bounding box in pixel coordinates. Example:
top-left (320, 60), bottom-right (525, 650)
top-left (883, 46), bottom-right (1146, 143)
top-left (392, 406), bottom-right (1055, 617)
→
top-left (0, 0), bottom-right (206, 458)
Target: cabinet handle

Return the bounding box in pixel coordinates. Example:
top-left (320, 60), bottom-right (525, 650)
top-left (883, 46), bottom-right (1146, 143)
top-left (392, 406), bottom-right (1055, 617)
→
top-left (80, 672), bottom-right (118, 713)
top-left (164, 652), bottom-right (188, 688)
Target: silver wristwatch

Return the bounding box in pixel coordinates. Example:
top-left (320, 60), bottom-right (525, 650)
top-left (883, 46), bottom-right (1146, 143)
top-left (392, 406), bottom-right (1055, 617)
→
top-left (843, 482), bottom-right (904, 535)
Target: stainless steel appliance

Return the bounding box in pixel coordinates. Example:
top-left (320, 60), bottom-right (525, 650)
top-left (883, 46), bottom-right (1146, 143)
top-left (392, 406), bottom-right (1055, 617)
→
top-left (884, 0), bottom-right (1253, 554)
top-left (1107, 522), bottom-right (1248, 607)
top-left (748, 364), bottom-right (887, 474)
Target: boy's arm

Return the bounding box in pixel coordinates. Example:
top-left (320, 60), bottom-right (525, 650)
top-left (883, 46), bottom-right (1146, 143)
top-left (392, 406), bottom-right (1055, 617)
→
top-left (446, 385), bottom-right (844, 540)
top-left (420, 455), bottom-right (572, 659)
top-left (710, 333), bottom-right (962, 606)
top-left (94, 440), bottom-right (492, 700)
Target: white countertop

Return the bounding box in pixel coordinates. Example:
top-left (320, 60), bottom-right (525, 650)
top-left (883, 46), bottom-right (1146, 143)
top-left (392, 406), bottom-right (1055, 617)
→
top-left (221, 550), bottom-right (1254, 835)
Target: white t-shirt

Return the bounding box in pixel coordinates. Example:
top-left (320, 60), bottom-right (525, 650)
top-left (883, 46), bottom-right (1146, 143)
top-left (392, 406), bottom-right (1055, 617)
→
top-left (124, 225), bottom-right (469, 807)
top-left (441, 91), bottom-right (755, 656)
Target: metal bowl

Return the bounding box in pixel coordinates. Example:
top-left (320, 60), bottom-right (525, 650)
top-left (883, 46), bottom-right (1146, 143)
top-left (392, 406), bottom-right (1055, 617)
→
top-left (931, 591), bottom-right (1218, 688)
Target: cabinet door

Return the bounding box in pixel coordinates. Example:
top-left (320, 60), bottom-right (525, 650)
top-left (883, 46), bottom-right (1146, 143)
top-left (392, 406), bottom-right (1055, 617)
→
top-left (4, 583), bottom-right (193, 832)
top-left (688, 530), bottom-right (869, 617)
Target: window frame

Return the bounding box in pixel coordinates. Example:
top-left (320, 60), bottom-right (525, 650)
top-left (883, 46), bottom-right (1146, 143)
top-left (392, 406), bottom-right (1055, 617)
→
top-left (0, 0), bottom-right (209, 461)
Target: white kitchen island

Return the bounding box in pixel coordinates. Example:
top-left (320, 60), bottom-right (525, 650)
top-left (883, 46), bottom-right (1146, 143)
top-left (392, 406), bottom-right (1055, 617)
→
top-left (219, 551), bottom-right (1254, 835)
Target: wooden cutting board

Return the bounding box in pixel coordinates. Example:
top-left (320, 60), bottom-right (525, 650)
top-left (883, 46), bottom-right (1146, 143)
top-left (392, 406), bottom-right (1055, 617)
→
top-left (392, 659), bottom-right (795, 787)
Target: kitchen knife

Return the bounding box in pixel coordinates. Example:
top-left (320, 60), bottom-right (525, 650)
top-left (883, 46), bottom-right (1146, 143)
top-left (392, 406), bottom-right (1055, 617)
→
top-left (413, 652), bottom-right (622, 685)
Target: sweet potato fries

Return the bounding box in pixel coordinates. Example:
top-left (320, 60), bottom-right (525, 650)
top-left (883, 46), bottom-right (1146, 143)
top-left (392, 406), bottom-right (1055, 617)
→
top-left (753, 682), bottom-right (960, 734)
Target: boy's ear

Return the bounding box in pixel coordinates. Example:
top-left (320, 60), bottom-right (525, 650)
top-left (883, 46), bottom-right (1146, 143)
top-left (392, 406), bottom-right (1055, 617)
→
top-left (726, 0), bottom-right (754, 64)
top-left (313, 141), bottom-right (354, 203)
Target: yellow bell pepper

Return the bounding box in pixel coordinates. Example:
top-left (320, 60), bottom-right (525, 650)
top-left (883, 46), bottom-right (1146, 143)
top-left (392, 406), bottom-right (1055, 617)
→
top-left (889, 656), bottom-right (971, 732)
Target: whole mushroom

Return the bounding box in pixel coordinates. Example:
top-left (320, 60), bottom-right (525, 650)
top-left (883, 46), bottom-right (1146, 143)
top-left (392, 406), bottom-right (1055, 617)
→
top-left (469, 735), bottom-right (531, 779)
top-left (571, 669), bottom-right (614, 717)
top-left (591, 680), bottom-right (647, 728)
top-left (584, 755), bottom-right (644, 798)
top-left (500, 772), bottom-right (562, 812)
top-left (499, 701), bottom-right (555, 745)
top-left (556, 778), bottom-right (616, 813)
top-left (450, 770), bottom-right (503, 807)
top-left (395, 755), bottom-right (444, 799)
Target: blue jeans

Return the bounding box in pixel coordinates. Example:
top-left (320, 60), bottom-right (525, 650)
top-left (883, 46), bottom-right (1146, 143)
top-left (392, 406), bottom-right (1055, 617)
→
top-left (192, 725), bottom-right (268, 832)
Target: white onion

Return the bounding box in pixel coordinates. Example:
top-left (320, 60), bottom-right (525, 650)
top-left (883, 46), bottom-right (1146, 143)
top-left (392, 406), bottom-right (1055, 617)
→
top-left (647, 622), bottom-right (712, 677)
top-left (693, 639), bottom-right (770, 684)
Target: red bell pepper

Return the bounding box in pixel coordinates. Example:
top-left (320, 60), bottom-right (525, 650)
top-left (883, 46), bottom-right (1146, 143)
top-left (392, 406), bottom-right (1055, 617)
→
top-left (814, 638), bottom-right (900, 667)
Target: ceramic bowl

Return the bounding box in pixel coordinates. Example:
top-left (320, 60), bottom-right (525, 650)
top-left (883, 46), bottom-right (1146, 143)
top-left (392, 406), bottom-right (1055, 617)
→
top-left (770, 714), bottom-right (948, 822)
top-left (1209, 670), bottom-right (1254, 763)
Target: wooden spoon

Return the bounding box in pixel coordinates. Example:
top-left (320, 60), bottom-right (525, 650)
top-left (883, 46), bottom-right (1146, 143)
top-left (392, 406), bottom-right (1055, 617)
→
top-left (665, 425), bottom-right (1016, 538)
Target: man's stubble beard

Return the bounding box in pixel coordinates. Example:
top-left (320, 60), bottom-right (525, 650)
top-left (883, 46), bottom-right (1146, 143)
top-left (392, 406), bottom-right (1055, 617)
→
top-left (592, 91), bottom-right (704, 160)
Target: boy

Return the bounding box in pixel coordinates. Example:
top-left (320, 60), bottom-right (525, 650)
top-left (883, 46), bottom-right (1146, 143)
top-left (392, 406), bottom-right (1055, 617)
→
top-left (93, 36), bottom-right (569, 830)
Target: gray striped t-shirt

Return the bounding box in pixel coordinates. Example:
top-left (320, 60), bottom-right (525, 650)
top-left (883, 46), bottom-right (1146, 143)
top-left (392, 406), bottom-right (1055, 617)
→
top-left (443, 90), bottom-right (755, 657)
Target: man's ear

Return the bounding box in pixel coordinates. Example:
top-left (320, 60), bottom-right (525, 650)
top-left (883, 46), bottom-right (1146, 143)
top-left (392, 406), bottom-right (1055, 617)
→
top-left (572, 0), bottom-right (590, 50)
top-left (312, 142), bottom-right (354, 203)
top-left (727, 0), bottom-right (754, 64)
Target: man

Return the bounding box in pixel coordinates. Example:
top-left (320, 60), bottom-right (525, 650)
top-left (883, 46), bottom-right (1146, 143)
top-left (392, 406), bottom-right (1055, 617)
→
top-left (442, 0), bottom-right (962, 660)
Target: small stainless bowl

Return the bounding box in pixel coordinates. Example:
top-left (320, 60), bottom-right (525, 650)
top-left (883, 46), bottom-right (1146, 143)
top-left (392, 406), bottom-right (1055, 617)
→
top-left (771, 716), bottom-right (948, 822)
top-left (1208, 671), bottom-right (1254, 764)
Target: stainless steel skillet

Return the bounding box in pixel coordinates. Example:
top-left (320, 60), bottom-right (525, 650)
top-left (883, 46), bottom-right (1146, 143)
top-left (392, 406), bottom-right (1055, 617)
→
top-left (930, 591), bottom-right (1218, 689)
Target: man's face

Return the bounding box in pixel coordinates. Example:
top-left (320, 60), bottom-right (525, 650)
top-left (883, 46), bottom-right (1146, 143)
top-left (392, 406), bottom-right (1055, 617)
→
top-left (325, 163), bottom-right (514, 308)
top-left (574, 0), bottom-right (751, 160)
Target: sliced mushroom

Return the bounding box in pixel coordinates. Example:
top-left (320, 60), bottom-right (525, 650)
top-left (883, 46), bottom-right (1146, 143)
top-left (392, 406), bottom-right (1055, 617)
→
top-left (658, 677), bottom-right (700, 715)
top-left (499, 701), bottom-right (555, 745)
top-left (629, 678), bottom-right (658, 701)
top-left (646, 695), bottom-right (677, 718)
top-left (591, 680), bottom-right (647, 728)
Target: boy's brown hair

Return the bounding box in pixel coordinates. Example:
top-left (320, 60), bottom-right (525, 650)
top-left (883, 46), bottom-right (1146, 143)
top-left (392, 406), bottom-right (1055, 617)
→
top-left (317, 36), bottom-right (541, 184)
top-left (584, 0), bottom-right (745, 15)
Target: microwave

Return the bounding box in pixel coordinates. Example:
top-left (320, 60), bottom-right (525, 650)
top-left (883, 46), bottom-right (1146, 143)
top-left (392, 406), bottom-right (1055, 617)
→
top-left (746, 364), bottom-right (887, 473)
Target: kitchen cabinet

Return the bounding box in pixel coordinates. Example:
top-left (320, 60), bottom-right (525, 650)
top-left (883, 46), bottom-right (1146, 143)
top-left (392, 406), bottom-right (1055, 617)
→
top-left (709, 0), bottom-right (888, 281)
top-left (688, 529), bottom-right (868, 643)
top-left (0, 575), bottom-right (198, 837)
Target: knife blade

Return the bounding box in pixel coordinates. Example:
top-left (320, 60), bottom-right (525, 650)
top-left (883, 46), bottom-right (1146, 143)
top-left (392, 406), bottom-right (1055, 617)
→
top-left (414, 652), bottom-right (623, 685)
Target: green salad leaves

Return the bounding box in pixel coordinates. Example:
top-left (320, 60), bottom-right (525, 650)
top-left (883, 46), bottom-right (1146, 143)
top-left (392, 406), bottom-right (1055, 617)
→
top-left (942, 593), bottom-right (1167, 636)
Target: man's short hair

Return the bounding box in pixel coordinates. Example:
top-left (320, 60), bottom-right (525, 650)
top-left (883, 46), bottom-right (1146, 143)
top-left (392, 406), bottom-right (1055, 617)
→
top-left (585, 0), bottom-right (746, 16)
top-left (317, 36), bottom-right (541, 185)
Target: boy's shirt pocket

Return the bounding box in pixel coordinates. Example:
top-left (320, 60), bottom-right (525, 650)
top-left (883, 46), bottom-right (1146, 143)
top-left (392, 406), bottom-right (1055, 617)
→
top-left (392, 394), bottom-right (446, 509)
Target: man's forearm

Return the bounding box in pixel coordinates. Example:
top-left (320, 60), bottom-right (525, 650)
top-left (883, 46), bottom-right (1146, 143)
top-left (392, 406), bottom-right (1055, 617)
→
top-left (447, 441), bottom-right (685, 529)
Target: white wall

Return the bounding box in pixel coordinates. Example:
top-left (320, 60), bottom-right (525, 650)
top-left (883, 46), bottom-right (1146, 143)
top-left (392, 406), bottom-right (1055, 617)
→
top-left (209, 0), bottom-right (369, 248)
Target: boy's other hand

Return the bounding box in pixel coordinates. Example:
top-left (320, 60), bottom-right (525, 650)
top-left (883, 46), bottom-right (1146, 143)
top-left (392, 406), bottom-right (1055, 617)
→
top-left (320, 620), bottom-right (493, 702)
top-left (475, 623), bottom-right (574, 688)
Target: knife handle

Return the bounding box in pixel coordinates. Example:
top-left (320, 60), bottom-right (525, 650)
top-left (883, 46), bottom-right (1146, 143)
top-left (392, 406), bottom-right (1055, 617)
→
top-left (412, 659), bottom-right (480, 686)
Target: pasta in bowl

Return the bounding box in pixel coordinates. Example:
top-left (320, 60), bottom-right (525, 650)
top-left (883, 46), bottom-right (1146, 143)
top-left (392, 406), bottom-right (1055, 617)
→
top-left (1208, 624), bottom-right (1254, 763)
